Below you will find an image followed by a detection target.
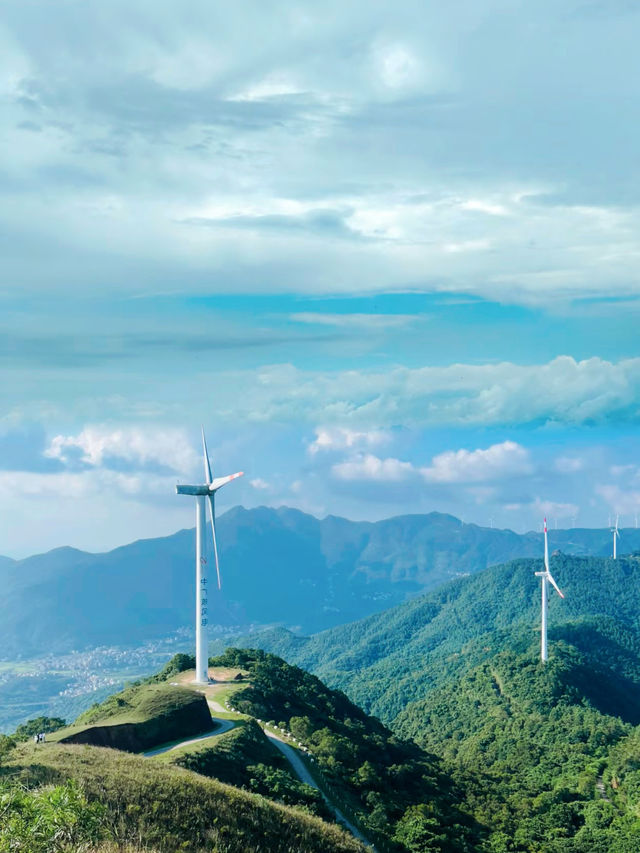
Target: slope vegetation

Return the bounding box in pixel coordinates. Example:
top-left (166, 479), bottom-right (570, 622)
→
top-left (395, 637), bottom-right (640, 852)
top-left (244, 554), bottom-right (640, 721)
top-left (203, 648), bottom-right (481, 852)
top-left (237, 554), bottom-right (640, 851)
top-left (3, 742), bottom-right (367, 853)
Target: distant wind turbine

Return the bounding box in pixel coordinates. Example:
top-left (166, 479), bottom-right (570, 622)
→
top-left (534, 517), bottom-right (565, 663)
top-left (176, 429), bottom-right (243, 684)
top-left (612, 514), bottom-right (620, 560)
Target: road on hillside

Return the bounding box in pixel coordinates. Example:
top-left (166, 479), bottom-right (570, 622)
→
top-left (265, 729), bottom-right (375, 850)
top-left (143, 717), bottom-right (234, 757)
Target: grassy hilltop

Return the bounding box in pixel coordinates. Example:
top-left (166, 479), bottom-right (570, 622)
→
top-left (2, 742), bottom-right (367, 853)
top-left (50, 682), bottom-right (213, 751)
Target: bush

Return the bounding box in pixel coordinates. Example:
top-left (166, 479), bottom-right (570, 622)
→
top-left (0, 780), bottom-right (108, 852)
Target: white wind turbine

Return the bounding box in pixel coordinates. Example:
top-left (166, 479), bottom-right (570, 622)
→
top-left (176, 429), bottom-right (243, 684)
top-left (611, 514), bottom-right (620, 560)
top-left (534, 517), bottom-right (565, 662)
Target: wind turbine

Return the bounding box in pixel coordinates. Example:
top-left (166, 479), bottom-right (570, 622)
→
top-left (611, 514), bottom-right (620, 560)
top-left (534, 517), bottom-right (565, 662)
top-left (176, 429), bottom-right (243, 684)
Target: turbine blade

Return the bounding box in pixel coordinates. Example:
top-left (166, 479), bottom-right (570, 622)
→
top-left (547, 572), bottom-right (565, 599)
top-left (206, 494), bottom-right (222, 590)
top-left (201, 427), bottom-right (213, 485)
top-left (210, 471), bottom-right (244, 492)
top-left (543, 517), bottom-right (549, 572)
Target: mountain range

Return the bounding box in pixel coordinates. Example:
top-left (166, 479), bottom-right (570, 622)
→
top-left (2, 505), bottom-right (638, 659)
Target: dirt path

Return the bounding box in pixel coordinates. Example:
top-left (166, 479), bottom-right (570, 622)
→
top-left (265, 729), bottom-right (375, 850)
top-left (143, 717), bottom-right (234, 757)
top-left (596, 775), bottom-right (611, 802)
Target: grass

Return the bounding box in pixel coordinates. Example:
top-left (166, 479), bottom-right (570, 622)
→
top-left (46, 684), bottom-right (213, 753)
top-left (4, 741), bottom-right (367, 853)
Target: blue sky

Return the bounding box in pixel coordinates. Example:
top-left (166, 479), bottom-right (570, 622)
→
top-left (2, 0), bottom-right (640, 555)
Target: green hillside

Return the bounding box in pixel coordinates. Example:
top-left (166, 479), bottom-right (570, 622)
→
top-left (3, 651), bottom-right (482, 852)
top-left (2, 741), bottom-right (367, 853)
top-left (204, 648), bottom-right (481, 852)
top-left (394, 637), bottom-right (640, 852)
top-left (172, 718), bottom-right (332, 819)
top-left (225, 554), bottom-right (640, 851)
top-left (240, 554), bottom-right (640, 722)
top-left (48, 682), bottom-right (213, 752)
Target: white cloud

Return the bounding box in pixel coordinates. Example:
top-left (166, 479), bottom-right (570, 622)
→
top-left (1, 2), bottom-right (640, 307)
top-left (532, 498), bottom-right (579, 521)
top-left (504, 498), bottom-right (579, 522)
top-left (596, 484), bottom-right (640, 515)
top-left (554, 456), bottom-right (585, 474)
top-left (249, 477), bottom-right (270, 490)
top-left (0, 469), bottom-right (170, 500)
top-left (421, 441), bottom-right (532, 483)
top-left (308, 426), bottom-right (389, 455)
top-left (44, 426), bottom-right (198, 474)
top-left (331, 454), bottom-right (415, 482)
top-left (374, 42), bottom-right (424, 90)
top-left (229, 72), bottom-right (306, 102)
top-left (460, 199), bottom-right (509, 216)
top-left (290, 313), bottom-right (418, 329)
top-left (238, 356), bottom-right (640, 428)
top-left (331, 441), bottom-right (533, 486)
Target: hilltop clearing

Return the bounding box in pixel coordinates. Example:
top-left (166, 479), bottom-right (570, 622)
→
top-left (47, 682), bottom-right (213, 752)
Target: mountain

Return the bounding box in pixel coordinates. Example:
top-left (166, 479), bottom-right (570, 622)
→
top-left (224, 553), bottom-right (640, 721)
top-left (2, 505), bottom-right (639, 659)
top-left (232, 558), bottom-right (640, 850)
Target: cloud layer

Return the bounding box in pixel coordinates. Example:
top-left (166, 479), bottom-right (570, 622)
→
top-left (2, 0), bottom-right (640, 304)
top-left (230, 357), bottom-right (640, 428)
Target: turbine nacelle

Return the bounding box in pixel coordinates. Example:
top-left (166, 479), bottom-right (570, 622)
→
top-left (176, 472), bottom-right (243, 497)
top-left (534, 570), bottom-right (565, 599)
top-left (176, 484), bottom-right (211, 496)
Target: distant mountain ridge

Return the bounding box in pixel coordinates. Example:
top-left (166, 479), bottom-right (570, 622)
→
top-left (3, 505), bottom-right (640, 658)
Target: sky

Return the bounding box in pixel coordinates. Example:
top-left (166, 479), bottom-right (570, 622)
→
top-left (2, 0), bottom-right (640, 556)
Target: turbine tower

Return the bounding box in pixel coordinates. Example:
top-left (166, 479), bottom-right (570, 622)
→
top-left (534, 517), bottom-right (565, 662)
top-left (176, 429), bottom-right (243, 684)
top-left (612, 514), bottom-right (620, 560)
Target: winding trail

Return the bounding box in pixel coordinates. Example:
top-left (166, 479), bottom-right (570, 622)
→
top-left (596, 775), bottom-right (611, 802)
top-left (143, 717), bottom-right (234, 757)
top-left (155, 676), bottom-right (375, 850)
top-left (264, 728), bottom-right (375, 849)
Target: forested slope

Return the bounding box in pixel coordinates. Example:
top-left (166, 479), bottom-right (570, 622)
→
top-left (241, 554), bottom-right (640, 721)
